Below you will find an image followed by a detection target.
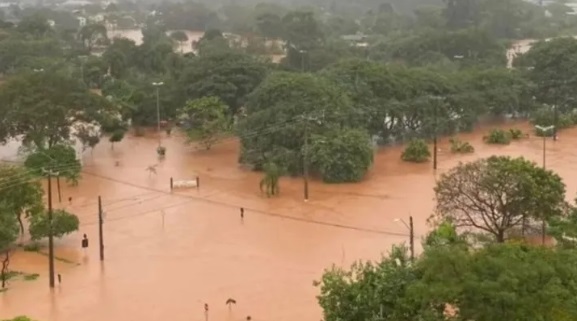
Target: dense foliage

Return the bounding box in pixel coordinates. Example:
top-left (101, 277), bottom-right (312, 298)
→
top-left (401, 139), bottom-right (430, 163)
top-left (308, 128), bottom-right (374, 183)
top-left (238, 72), bottom-right (354, 175)
top-left (179, 96), bottom-right (230, 150)
top-left (28, 209), bottom-right (80, 241)
top-left (3, 0), bottom-right (577, 317)
top-left (317, 221), bottom-right (577, 321)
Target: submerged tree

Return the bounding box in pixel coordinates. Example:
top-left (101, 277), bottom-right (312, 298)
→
top-left (259, 162), bottom-right (282, 197)
top-left (0, 165), bottom-right (44, 234)
top-left (0, 70), bottom-right (120, 149)
top-left (24, 144), bottom-right (82, 186)
top-left (179, 96), bottom-right (229, 150)
top-left (308, 128), bottom-right (374, 183)
top-left (0, 202), bottom-right (19, 289)
top-left (28, 209), bottom-right (79, 241)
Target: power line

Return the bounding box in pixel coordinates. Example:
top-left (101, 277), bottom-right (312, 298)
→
top-left (80, 170), bottom-right (413, 238)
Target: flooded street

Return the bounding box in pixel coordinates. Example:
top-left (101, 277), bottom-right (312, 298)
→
top-left (2, 122), bottom-right (577, 321)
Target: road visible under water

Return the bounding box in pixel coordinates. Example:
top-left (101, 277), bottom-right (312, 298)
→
top-left (2, 122), bottom-right (577, 321)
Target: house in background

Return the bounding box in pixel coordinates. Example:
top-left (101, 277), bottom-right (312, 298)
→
top-left (341, 33), bottom-right (369, 47)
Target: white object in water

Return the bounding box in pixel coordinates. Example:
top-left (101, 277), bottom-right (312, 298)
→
top-left (172, 180), bottom-right (197, 188)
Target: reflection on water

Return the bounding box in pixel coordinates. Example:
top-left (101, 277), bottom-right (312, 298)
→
top-left (2, 122), bottom-right (577, 321)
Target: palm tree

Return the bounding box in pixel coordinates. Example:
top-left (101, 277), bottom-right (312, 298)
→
top-left (259, 162), bottom-right (282, 197)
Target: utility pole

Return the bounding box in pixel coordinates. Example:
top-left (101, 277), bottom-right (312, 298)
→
top-left (44, 169), bottom-right (56, 288)
top-left (303, 124), bottom-right (309, 202)
top-left (409, 216), bottom-right (414, 261)
top-left (433, 100), bottom-right (438, 171)
top-left (56, 176), bottom-right (62, 203)
top-left (553, 105), bottom-right (558, 141)
top-left (535, 125), bottom-right (554, 245)
top-left (152, 82), bottom-right (164, 147)
top-left (98, 196), bottom-right (104, 261)
top-left (395, 217), bottom-right (415, 261)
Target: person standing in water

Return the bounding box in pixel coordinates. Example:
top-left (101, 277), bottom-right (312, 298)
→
top-left (204, 303), bottom-right (209, 321)
top-left (240, 207), bottom-right (244, 220)
top-left (81, 234), bottom-right (89, 257)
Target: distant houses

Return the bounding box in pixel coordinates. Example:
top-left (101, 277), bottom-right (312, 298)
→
top-left (341, 33), bottom-right (369, 47)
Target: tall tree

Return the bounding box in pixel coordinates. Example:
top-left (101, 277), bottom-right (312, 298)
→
top-left (169, 30), bottom-right (188, 53)
top-left (238, 72), bottom-right (354, 175)
top-left (0, 165), bottom-right (44, 235)
top-left (0, 70), bottom-right (119, 149)
top-left (0, 202), bottom-right (19, 289)
top-left (78, 23), bottom-right (108, 53)
top-left (179, 96), bottom-right (229, 150)
top-left (432, 156), bottom-right (566, 242)
top-left (177, 50), bottom-right (268, 115)
top-left (443, 0), bottom-right (480, 29)
top-left (516, 37), bottom-right (577, 111)
top-left (24, 144), bottom-right (82, 187)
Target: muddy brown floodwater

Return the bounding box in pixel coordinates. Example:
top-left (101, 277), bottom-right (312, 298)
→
top-left (2, 121), bottom-right (577, 321)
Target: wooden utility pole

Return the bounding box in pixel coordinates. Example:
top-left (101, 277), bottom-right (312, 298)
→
top-left (46, 171), bottom-right (55, 288)
top-left (303, 125), bottom-right (309, 202)
top-left (98, 196), bottom-right (104, 261)
top-left (409, 216), bottom-right (414, 261)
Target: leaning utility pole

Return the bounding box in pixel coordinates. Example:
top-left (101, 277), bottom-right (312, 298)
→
top-left (98, 196), bottom-right (104, 261)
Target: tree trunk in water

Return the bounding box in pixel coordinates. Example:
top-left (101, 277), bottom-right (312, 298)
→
top-left (1, 250), bottom-right (10, 288)
top-left (17, 214), bottom-right (24, 235)
top-left (57, 176), bottom-right (62, 203)
top-left (497, 230), bottom-right (505, 243)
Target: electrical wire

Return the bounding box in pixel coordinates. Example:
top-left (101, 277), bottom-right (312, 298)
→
top-left (79, 170), bottom-right (414, 238)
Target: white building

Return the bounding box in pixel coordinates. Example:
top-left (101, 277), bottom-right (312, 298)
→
top-left (77, 16), bottom-right (87, 27)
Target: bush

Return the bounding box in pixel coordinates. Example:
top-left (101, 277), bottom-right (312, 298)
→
top-left (402, 139), bottom-right (430, 163)
top-left (309, 128), bottom-right (374, 183)
top-left (509, 129), bottom-right (525, 139)
top-left (23, 242), bottom-right (41, 252)
top-left (157, 146), bottom-right (166, 156)
top-left (449, 138), bottom-right (474, 154)
top-left (484, 129), bottom-right (511, 145)
top-left (109, 130), bottom-right (125, 144)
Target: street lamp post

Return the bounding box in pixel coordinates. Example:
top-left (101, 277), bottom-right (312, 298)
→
top-left (535, 125), bottom-right (554, 169)
top-left (394, 216), bottom-right (414, 261)
top-left (152, 82), bottom-right (164, 147)
top-left (535, 124), bottom-right (554, 245)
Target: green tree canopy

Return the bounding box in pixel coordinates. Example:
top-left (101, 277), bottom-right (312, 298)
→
top-left (177, 50), bottom-right (268, 115)
top-left (28, 209), bottom-right (79, 241)
top-left (318, 233), bottom-right (577, 321)
top-left (238, 72), bottom-right (355, 175)
top-left (0, 70), bottom-right (120, 149)
top-left (308, 128), bottom-right (374, 183)
top-left (0, 165), bottom-right (44, 234)
top-left (179, 96), bottom-right (229, 150)
top-left (516, 37), bottom-right (577, 111)
top-left (24, 144), bottom-right (81, 184)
